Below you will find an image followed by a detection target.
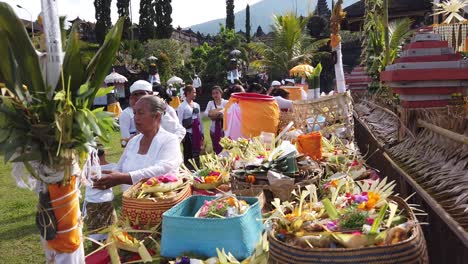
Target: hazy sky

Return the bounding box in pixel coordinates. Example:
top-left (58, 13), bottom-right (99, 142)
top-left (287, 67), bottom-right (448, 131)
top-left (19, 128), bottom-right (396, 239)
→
top-left (4, 0), bottom-right (264, 28)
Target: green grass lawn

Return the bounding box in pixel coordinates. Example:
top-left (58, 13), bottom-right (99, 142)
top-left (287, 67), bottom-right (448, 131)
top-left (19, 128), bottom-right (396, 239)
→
top-left (0, 118), bottom-right (212, 262)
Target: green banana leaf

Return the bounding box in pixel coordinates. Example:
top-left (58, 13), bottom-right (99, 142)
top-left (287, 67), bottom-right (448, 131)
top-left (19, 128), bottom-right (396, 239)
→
top-left (85, 17), bottom-right (124, 108)
top-left (61, 23), bottom-right (86, 99)
top-left (0, 3), bottom-right (46, 100)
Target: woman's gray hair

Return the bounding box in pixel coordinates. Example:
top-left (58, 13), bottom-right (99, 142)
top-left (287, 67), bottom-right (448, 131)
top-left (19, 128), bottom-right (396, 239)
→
top-left (138, 95), bottom-right (166, 117)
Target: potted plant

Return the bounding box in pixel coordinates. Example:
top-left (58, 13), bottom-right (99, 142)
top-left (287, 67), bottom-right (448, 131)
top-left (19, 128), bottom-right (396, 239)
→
top-left (0, 3), bottom-right (123, 261)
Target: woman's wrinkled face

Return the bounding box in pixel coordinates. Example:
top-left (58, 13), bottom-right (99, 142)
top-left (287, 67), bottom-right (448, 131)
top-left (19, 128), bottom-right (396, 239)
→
top-left (212, 89), bottom-right (222, 101)
top-left (133, 100), bottom-right (159, 133)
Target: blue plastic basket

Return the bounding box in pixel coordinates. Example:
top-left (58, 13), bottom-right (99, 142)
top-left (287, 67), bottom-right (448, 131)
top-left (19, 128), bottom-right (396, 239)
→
top-left (161, 195), bottom-right (264, 260)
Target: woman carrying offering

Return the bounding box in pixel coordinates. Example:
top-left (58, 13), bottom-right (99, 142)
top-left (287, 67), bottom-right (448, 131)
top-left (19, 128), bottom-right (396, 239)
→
top-left (94, 96), bottom-right (183, 191)
top-left (204, 86), bottom-right (228, 154)
top-left (177, 85), bottom-right (204, 169)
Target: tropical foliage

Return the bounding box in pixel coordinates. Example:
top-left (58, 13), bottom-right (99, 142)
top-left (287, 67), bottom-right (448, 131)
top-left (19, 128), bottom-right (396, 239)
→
top-left (185, 26), bottom-right (246, 85)
top-left (361, 0), bottom-right (414, 91)
top-left (0, 3), bottom-right (123, 183)
top-left (249, 12), bottom-right (328, 80)
top-left (144, 39), bottom-right (190, 82)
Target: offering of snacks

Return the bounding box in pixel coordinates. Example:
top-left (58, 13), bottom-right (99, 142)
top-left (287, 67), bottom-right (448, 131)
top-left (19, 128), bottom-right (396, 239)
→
top-left (130, 175), bottom-right (184, 199)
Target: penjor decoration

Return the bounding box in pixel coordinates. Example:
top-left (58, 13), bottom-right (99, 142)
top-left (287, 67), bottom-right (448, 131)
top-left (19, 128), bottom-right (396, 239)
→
top-left (330, 0), bottom-right (347, 94)
top-left (0, 2), bottom-right (124, 263)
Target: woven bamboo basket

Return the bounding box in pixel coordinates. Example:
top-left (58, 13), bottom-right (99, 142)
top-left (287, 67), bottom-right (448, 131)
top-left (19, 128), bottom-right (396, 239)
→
top-left (231, 168), bottom-right (321, 203)
top-left (292, 91), bottom-right (354, 139)
top-left (122, 181), bottom-right (192, 226)
top-left (278, 110), bottom-right (296, 133)
top-left (268, 196), bottom-right (428, 264)
top-left (232, 188), bottom-right (266, 210)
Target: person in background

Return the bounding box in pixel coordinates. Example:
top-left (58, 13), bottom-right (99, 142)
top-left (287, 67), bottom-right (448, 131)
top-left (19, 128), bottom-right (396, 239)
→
top-left (147, 63), bottom-right (161, 86)
top-left (192, 74), bottom-right (202, 95)
top-left (94, 96), bottom-right (183, 191)
top-left (179, 82), bottom-right (186, 101)
top-left (224, 84), bottom-right (245, 99)
top-left (284, 79), bottom-right (295, 86)
top-left (204, 86), bottom-right (228, 154)
top-left (166, 84), bottom-right (174, 97)
top-left (247, 82), bottom-right (266, 94)
top-left (177, 85), bottom-right (204, 169)
top-left (119, 80), bottom-right (153, 147)
top-left (267, 80), bottom-right (282, 95)
top-left (84, 147), bottom-right (117, 242)
top-left (271, 88), bottom-right (293, 111)
top-left (153, 85), bottom-right (186, 142)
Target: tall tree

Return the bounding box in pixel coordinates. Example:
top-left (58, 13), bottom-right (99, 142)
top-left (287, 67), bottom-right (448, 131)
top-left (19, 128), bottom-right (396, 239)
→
top-left (226, 0), bottom-right (235, 30)
top-left (245, 4), bottom-right (251, 43)
top-left (117, 0), bottom-right (131, 39)
top-left (94, 0), bottom-right (112, 44)
top-left (255, 25), bottom-right (265, 37)
top-left (154, 0), bottom-right (173, 39)
top-left (316, 0), bottom-right (331, 17)
top-left (139, 0), bottom-right (155, 41)
top-left (249, 12), bottom-right (329, 79)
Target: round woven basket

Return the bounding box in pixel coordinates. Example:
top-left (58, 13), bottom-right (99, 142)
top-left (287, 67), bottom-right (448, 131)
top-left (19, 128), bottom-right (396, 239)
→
top-left (122, 181), bottom-right (192, 226)
top-left (230, 169), bottom-right (321, 203)
top-left (268, 196), bottom-right (428, 264)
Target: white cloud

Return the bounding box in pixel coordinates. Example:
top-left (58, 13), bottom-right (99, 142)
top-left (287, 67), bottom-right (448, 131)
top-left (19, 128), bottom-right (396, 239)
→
top-left (3, 0), bottom-right (262, 28)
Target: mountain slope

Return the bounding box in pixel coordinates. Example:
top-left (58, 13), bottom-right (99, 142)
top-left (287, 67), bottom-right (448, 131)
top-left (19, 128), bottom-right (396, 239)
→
top-left (189, 0), bottom-right (359, 35)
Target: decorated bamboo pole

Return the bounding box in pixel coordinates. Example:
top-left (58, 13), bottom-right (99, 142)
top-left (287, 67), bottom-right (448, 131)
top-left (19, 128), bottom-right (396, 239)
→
top-left (0, 3), bottom-right (123, 262)
top-left (330, 0), bottom-right (346, 93)
top-left (40, 1), bottom-right (83, 262)
top-left (41, 0), bottom-right (64, 96)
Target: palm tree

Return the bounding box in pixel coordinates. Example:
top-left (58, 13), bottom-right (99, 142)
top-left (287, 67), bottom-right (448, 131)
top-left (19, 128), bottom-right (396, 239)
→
top-left (363, 16), bottom-right (414, 83)
top-left (249, 12), bottom-right (328, 79)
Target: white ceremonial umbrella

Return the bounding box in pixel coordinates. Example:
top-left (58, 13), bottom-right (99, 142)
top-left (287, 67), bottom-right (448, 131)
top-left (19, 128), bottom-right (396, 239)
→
top-left (104, 69), bottom-right (128, 84)
top-left (167, 76), bottom-right (184, 85)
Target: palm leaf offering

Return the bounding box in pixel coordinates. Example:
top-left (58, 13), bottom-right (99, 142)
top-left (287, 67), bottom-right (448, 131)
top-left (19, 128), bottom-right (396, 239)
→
top-left (267, 176), bottom-right (414, 249)
top-left (0, 2), bottom-right (124, 184)
top-left (181, 153), bottom-right (232, 191)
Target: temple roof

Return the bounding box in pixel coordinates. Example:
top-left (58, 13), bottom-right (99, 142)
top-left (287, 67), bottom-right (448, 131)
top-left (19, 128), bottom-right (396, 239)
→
top-left (344, 0), bottom-right (432, 18)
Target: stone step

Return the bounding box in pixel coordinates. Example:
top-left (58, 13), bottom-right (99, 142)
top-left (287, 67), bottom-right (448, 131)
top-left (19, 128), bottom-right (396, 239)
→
top-left (403, 40), bottom-right (449, 50)
top-left (392, 87), bottom-right (463, 95)
top-left (381, 68), bottom-right (468, 82)
top-left (401, 47), bottom-right (454, 57)
top-left (401, 100), bottom-right (450, 108)
top-left (411, 33), bottom-right (442, 42)
top-left (395, 53), bottom-right (461, 63)
top-left (386, 60), bottom-right (468, 71)
top-left (388, 80), bottom-right (468, 88)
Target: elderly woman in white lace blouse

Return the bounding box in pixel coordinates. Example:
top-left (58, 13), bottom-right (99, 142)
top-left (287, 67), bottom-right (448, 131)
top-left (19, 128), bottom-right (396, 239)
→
top-left (94, 95), bottom-right (183, 191)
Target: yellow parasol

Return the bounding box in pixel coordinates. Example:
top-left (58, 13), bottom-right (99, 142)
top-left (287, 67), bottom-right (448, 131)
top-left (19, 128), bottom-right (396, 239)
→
top-left (289, 64), bottom-right (314, 77)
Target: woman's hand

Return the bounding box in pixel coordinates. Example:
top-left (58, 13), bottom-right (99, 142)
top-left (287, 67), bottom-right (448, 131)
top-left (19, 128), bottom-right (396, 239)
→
top-left (208, 111), bottom-right (223, 120)
top-left (93, 170), bottom-right (132, 190)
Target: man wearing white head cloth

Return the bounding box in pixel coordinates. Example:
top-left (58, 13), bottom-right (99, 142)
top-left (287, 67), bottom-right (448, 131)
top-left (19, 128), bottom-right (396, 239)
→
top-left (267, 80), bottom-right (282, 95)
top-left (120, 81), bottom-right (185, 148)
